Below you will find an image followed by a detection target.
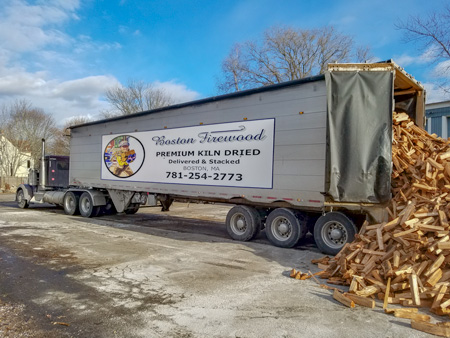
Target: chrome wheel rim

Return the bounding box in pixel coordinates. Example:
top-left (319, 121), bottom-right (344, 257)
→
top-left (80, 196), bottom-right (91, 214)
top-left (321, 221), bottom-right (347, 249)
top-left (17, 191), bottom-right (25, 206)
top-left (271, 216), bottom-right (292, 241)
top-left (65, 195), bottom-right (75, 211)
top-left (230, 213), bottom-right (247, 235)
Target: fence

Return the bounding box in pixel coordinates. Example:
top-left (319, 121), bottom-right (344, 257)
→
top-left (0, 176), bottom-right (26, 192)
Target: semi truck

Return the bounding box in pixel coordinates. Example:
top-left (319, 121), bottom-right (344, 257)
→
top-left (16, 61), bottom-right (425, 255)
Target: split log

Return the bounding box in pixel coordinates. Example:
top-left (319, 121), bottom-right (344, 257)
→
top-left (332, 289), bottom-right (355, 308)
top-left (411, 320), bottom-right (450, 337)
top-left (306, 112), bottom-right (450, 317)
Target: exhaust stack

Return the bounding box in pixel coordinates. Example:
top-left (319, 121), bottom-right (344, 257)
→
top-left (40, 138), bottom-right (47, 189)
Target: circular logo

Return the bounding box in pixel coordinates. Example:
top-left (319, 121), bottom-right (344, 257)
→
top-left (104, 135), bottom-right (145, 178)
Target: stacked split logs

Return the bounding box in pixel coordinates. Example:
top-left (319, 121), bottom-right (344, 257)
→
top-left (295, 112), bottom-right (450, 335)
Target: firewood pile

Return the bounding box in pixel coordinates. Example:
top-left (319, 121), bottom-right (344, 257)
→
top-left (292, 112), bottom-right (450, 336)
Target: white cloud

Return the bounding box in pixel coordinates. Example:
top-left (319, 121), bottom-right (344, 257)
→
top-left (0, 67), bottom-right (118, 123)
top-left (119, 25), bottom-right (128, 34)
top-left (423, 82), bottom-right (450, 103)
top-left (0, 70), bottom-right (49, 95)
top-left (73, 36), bottom-right (122, 54)
top-left (393, 45), bottom-right (441, 68)
top-left (0, 0), bottom-right (201, 126)
top-left (118, 25), bottom-right (141, 37)
top-left (34, 50), bottom-right (79, 69)
top-left (0, 1), bottom-right (120, 64)
top-left (0, 67), bottom-right (200, 125)
top-left (0, 1), bottom-right (115, 123)
top-left (154, 81), bottom-right (201, 103)
top-left (0, 0), bottom-right (79, 53)
top-left (46, 0), bottom-right (80, 12)
top-left (393, 55), bottom-right (417, 67)
top-left (421, 44), bottom-right (442, 62)
top-left (329, 15), bottom-right (356, 26)
top-left (392, 47), bottom-right (450, 104)
top-left (51, 76), bottom-right (119, 102)
top-left (432, 60), bottom-right (450, 79)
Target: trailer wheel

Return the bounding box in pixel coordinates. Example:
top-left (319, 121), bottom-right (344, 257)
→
top-left (79, 192), bottom-right (100, 218)
top-left (313, 212), bottom-right (357, 255)
top-left (63, 192), bottom-right (79, 215)
top-left (226, 206), bottom-right (261, 241)
top-left (124, 204), bottom-right (140, 214)
top-left (16, 189), bottom-right (29, 209)
top-left (265, 208), bottom-right (307, 248)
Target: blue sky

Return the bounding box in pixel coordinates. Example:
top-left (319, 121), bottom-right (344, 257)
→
top-left (0, 0), bottom-right (448, 124)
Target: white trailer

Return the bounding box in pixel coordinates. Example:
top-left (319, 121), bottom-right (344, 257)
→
top-left (16, 61), bottom-right (425, 254)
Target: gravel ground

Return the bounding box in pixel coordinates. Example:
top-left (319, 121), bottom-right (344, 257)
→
top-left (0, 193), bottom-right (437, 338)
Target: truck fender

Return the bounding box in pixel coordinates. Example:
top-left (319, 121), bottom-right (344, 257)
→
top-left (67, 189), bottom-right (107, 207)
top-left (17, 184), bottom-right (34, 201)
top-left (107, 189), bottom-right (133, 213)
top-left (89, 190), bottom-right (107, 206)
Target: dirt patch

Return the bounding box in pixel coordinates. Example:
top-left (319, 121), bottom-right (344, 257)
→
top-left (0, 233), bottom-right (81, 270)
top-left (0, 301), bottom-right (70, 338)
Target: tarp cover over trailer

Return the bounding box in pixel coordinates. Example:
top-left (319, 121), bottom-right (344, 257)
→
top-left (325, 71), bottom-right (393, 204)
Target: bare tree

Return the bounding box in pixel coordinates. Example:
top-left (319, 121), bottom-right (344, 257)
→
top-left (48, 116), bottom-right (93, 156)
top-left (219, 44), bottom-right (248, 92)
top-left (0, 110), bottom-right (31, 177)
top-left (1, 100), bottom-right (56, 168)
top-left (102, 80), bottom-right (175, 118)
top-left (396, 5), bottom-right (450, 94)
top-left (217, 25), bottom-right (372, 93)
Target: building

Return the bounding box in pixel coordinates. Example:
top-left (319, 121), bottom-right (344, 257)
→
top-left (426, 100), bottom-right (450, 138)
top-left (0, 135), bottom-right (33, 178)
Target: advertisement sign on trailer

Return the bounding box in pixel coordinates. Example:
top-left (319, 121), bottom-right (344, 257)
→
top-left (101, 119), bottom-right (275, 188)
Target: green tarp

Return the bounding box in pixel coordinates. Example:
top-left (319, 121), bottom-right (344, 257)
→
top-left (326, 71), bottom-right (393, 203)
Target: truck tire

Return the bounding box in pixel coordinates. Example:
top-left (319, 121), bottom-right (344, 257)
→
top-left (265, 208), bottom-right (307, 248)
top-left (124, 204), bottom-right (140, 214)
top-left (63, 191), bottom-right (79, 215)
top-left (16, 189), bottom-right (29, 209)
top-left (226, 205), bottom-right (261, 241)
top-left (313, 212), bottom-right (357, 255)
top-left (79, 192), bottom-right (100, 218)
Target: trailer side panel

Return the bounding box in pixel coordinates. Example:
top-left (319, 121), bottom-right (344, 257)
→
top-left (70, 79), bottom-right (328, 208)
